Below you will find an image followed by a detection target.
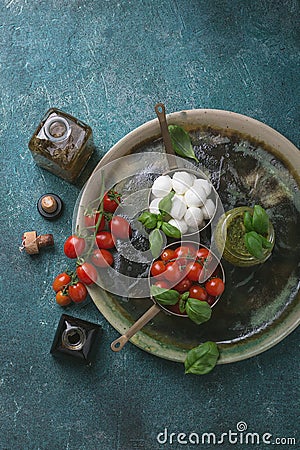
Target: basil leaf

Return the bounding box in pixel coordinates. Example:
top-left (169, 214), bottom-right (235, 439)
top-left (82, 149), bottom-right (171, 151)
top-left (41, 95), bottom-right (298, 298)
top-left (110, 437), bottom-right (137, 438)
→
top-left (168, 125), bottom-right (199, 162)
top-left (260, 235), bottom-right (273, 249)
top-left (138, 211), bottom-right (158, 229)
top-left (158, 191), bottom-right (174, 216)
top-left (150, 285), bottom-right (179, 305)
top-left (161, 222), bottom-right (181, 239)
top-left (181, 291), bottom-right (190, 301)
top-left (184, 341), bottom-right (219, 375)
top-left (185, 298), bottom-right (212, 325)
top-left (252, 205), bottom-right (269, 235)
top-left (244, 211), bottom-right (253, 232)
top-left (179, 297), bottom-right (186, 313)
top-left (244, 231), bottom-right (263, 259)
top-left (149, 229), bottom-right (164, 259)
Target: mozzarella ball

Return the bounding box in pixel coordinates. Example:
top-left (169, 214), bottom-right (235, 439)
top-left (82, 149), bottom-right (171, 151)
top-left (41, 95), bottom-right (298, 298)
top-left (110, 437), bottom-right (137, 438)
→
top-left (193, 178), bottom-right (212, 196)
top-left (172, 171), bottom-right (195, 195)
top-left (170, 194), bottom-right (187, 220)
top-left (202, 199), bottom-right (216, 220)
top-left (184, 185), bottom-right (207, 207)
top-left (152, 175), bottom-right (172, 198)
top-left (184, 207), bottom-right (204, 231)
top-left (149, 198), bottom-right (160, 214)
top-left (168, 218), bottom-right (188, 235)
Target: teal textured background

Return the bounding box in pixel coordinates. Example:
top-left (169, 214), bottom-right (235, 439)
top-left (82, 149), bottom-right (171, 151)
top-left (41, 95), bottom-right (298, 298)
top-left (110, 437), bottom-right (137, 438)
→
top-left (0, 1), bottom-right (299, 449)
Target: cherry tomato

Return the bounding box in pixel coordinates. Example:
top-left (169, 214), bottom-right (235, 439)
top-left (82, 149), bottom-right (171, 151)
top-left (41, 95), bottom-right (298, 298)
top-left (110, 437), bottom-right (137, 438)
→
top-left (161, 249), bottom-right (176, 262)
top-left (163, 262), bottom-right (182, 284)
top-left (68, 282), bottom-right (88, 303)
top-left (95, 231), bottom-right (114, 249)
top-left (174, 246), bottom-right (193, 259)
top-left (186, 262), bottom-right (203, 282)
top-left (103, 190), bottom-right (121, 213)
top-left (55, 290), bottom-right (72, 306)
top-left (174, 277), bottom-right (192, 293)
top-left (64, 235), bottom-right (86, 259)
top-left (205, 277), bottom-right (225, 297)
top-left (52, 272), bottom-right (71, 292)
top-left (196, 247), bottom-right (210, 260)
top-left (91, 249), bottom-right (114, 268)
top-left (110, 216), bottom-right (132, 240)
top-left (150, 260), bottom-right (166, 278)
top-left (76, 262), bottom-right (98, 285)
top-left (189, 285), bottom-right (208, 301)
top-left (84, 210), bottom-right (105, 232)
top-left (154, 280), bottom-right (169, 289)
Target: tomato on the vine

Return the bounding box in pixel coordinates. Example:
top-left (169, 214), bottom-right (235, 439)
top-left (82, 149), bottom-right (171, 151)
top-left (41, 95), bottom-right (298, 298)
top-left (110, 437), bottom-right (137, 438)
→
top-left (103, 190), bottom-right (121, 213)
top-left (150, 260), bottom-right (166, 278)
top-left (174, 277), bottom-right (192, 293)
top-left (55, 290), bottom-right (72, 306)
top-left (160, 249), bottom-right (176, 262)
top-left (95, 231), bottom-right (114, 249)
top-left (163, 262), bottom-right (182, 283)
top-left (84, 210), bottom-right (105, 232)
top-left (196, 247), bottom-right (210, 260)
top-left (154, 280), bottom-right (169, 289)
top-left (189, 285), bottom-right (208, 301)
top-left (68, 282), bottom-right (87, 303)
top-left (110, 216), bottom-right (132, 240)
top-left (64, 235), bottom-right (86, 259)
top-left (205, 277), bottom-right (225, 297)
top-left (186, 261), bottom-right (203, 282)
top-left (76, 262), bottom-right (98, 285)
top-left (91, 249), bottom-right (114, 268)
top-left (52, 272), bottom-right (71, 292)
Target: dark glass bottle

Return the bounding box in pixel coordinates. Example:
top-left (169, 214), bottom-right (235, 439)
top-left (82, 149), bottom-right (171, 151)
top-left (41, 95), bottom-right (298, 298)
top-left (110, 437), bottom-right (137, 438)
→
top-left (28, 108), bottom-right (94, 183)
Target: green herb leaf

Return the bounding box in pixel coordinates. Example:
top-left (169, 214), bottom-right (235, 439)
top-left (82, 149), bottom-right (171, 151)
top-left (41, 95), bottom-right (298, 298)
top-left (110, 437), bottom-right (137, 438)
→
top-left (252, 205), bottom-right (269, 235)
top-left (138, 211), bottom-right (158, 229)
top-left (149, 229), bottom-right (164, 259)
top-left (161, 222), bottom-right (181, 239)
top-left (158, 191), bottom-right (174, 216)
top-left (179, 297), bottom-right (187, 314)
top-left (168, 125), bottom-right (199, 162)
top-left (150, 285), bottom-right (179, 305)
top-left (244, 211), bottom-right (254, 232)
top-left (184, 341), bottom-right (219, 375)
top-left (260, 235), bottom-right (273, 249)
top-left (244, 231), bottom-right (263, 259)
top-left (181, 291), bottom-right (190, 301)
top-left (185, 298), bottom-right (212, 325)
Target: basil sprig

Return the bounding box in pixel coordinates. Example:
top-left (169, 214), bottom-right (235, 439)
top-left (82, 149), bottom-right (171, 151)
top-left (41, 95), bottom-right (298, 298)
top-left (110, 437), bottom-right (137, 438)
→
top-left (243, 205), bottom-right (273, 259)
top-left (138, 191), bottom-right (181, 257)
top-left (168, 125), bottom-right (199, 162)
top-left (184, 341), bottom-right (219, 375)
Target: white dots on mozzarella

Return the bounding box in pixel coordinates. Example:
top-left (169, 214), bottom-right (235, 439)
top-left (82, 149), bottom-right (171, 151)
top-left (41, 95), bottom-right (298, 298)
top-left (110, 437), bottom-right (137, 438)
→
top-left (149, 198), bottom-right (161, 214)
top-left (152, 175), bottom-right (172, 198)
top-left (171, 171), bottom-right (195, 195)
top-left (170, 194), bottom-right (187, 220)
top-left (168, 218), bottom-right (188, 235)
top-left (202, 199), bottom-right (215, 220)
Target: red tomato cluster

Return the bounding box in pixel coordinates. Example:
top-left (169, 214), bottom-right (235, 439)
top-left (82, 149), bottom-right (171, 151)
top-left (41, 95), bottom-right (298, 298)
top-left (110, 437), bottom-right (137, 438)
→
top-left (53, 189), bottom-right (133, 307)
top-left (150, 244), bottom-right (225, 313)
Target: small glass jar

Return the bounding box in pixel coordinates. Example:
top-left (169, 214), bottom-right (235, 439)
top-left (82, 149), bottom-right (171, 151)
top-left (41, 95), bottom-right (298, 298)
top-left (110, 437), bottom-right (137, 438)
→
top-left (28, 108), bottom-right (94, 183)
top-left (215, 206), bottom-right (275, 267)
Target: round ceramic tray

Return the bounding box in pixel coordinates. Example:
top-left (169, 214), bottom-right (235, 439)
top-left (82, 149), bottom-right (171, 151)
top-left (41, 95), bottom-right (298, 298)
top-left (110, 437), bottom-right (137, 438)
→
top-left (76, 109), bottom-right (300, 364)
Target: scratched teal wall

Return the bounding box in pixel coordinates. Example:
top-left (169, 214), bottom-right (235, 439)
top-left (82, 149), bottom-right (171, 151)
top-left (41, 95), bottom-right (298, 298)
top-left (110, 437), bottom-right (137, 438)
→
top-left (0, 1), bottom-right (299, 449)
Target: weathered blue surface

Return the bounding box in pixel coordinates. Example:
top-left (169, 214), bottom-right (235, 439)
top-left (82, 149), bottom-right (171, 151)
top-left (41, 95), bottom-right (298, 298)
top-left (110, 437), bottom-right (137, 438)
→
top-left (0, 1), bottom-right (299, 449)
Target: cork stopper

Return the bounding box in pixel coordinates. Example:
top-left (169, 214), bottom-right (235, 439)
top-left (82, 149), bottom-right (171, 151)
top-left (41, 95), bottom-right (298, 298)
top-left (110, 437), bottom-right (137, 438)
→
top-left (41, 195), bottom-right (57, 213)
top-left (22, 231), bottom-right (54, 254)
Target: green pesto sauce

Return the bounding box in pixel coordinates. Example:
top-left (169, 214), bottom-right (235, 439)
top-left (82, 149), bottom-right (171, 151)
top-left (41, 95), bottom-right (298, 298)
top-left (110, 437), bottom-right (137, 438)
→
top-left (226, 213), bottom-right (249, 255)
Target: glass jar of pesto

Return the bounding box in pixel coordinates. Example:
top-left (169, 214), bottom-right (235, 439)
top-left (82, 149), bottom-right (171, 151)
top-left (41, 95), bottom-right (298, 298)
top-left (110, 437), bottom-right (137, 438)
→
top-left (215, 206), bottom-right (275, 267)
